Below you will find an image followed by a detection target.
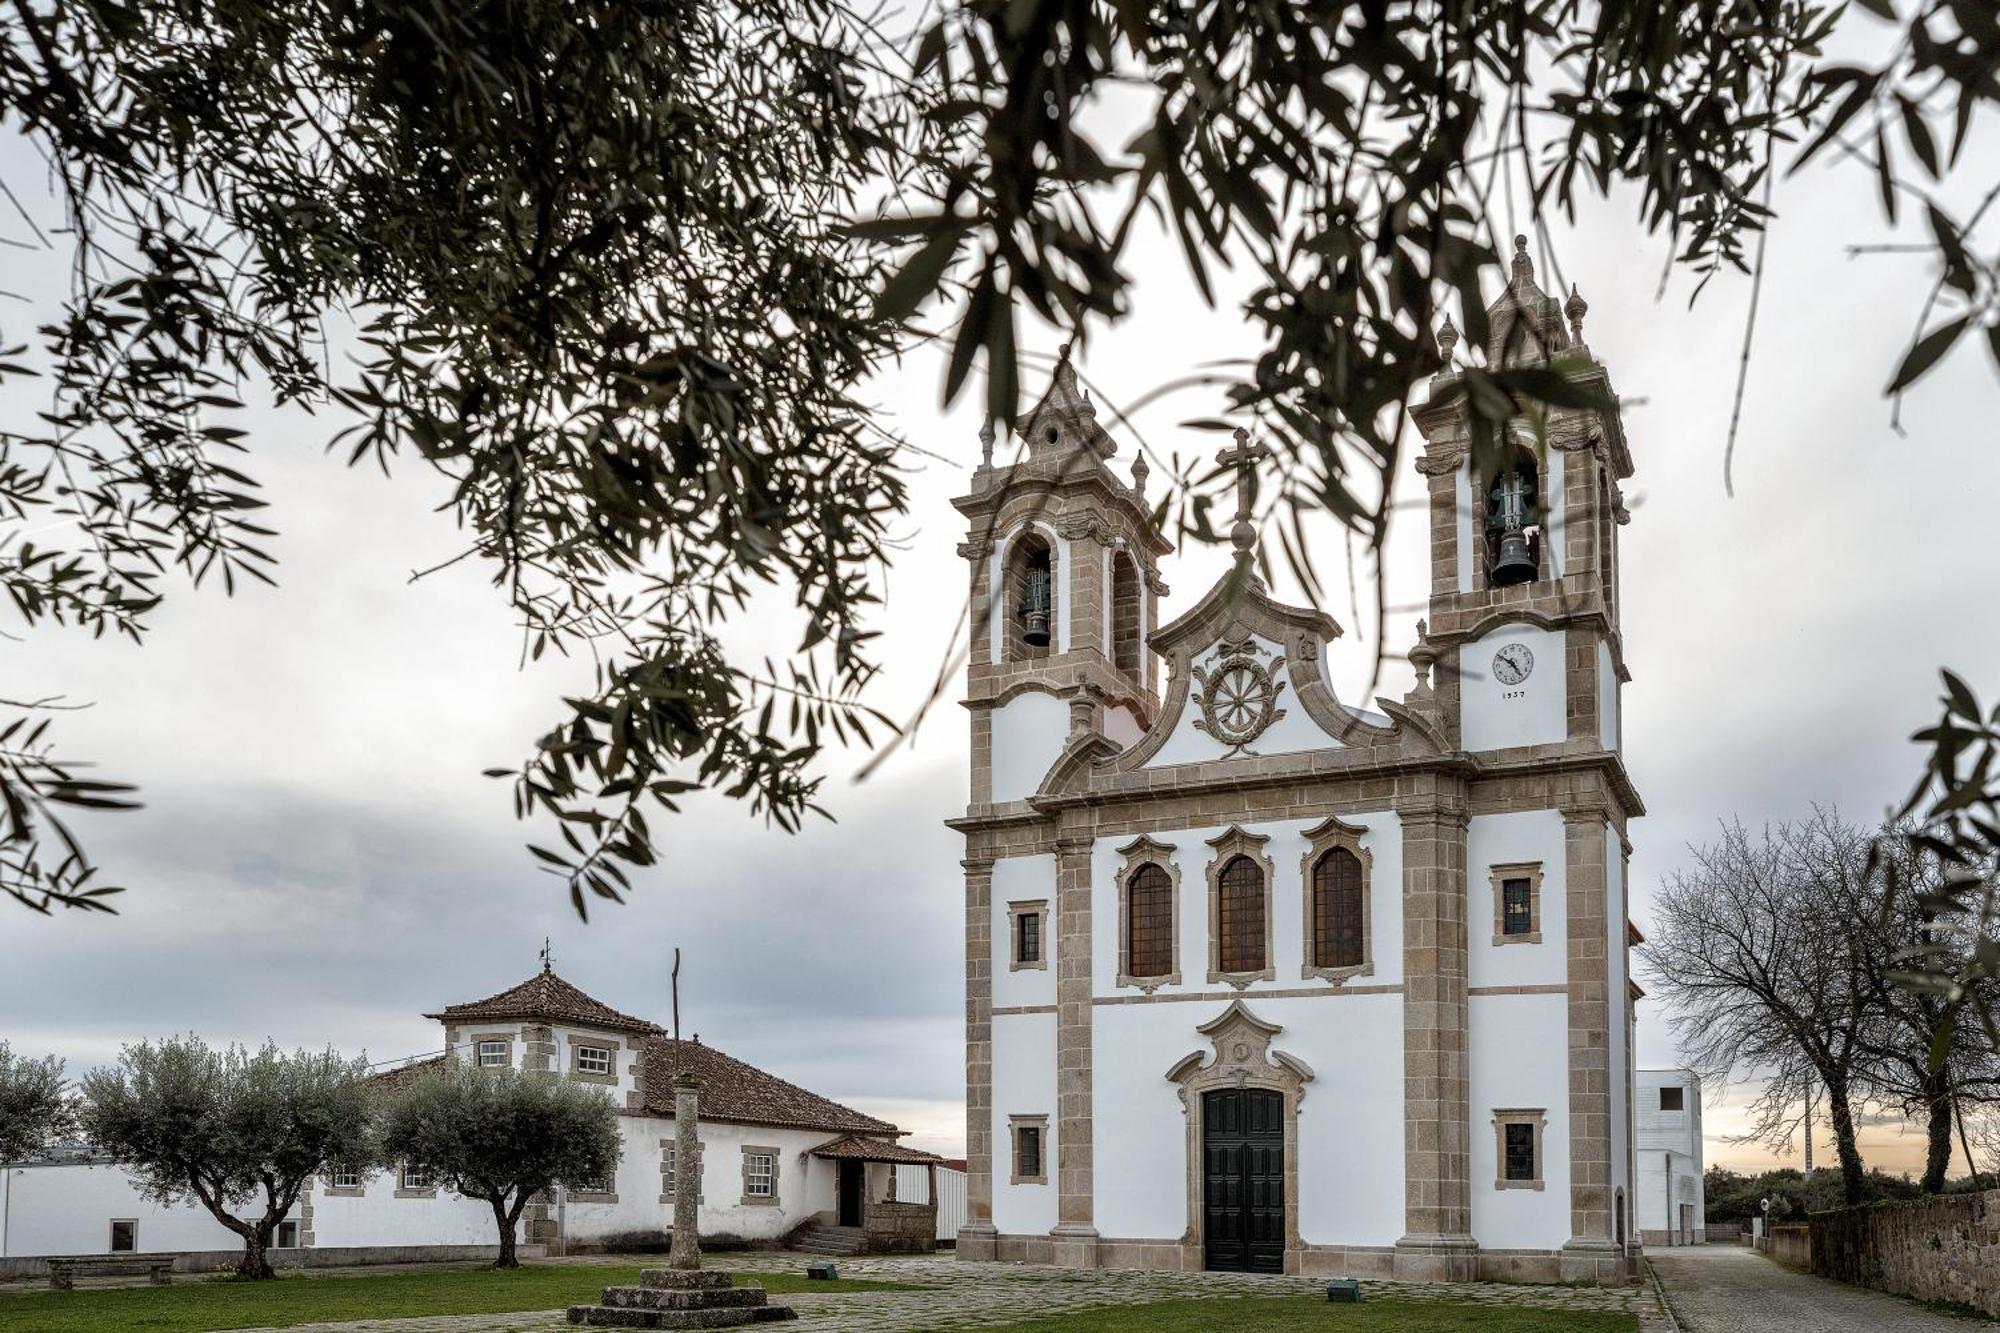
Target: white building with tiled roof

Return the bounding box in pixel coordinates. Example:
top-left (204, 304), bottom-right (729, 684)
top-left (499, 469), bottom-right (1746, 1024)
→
top-left (0, 967), bottom-right (939, 1275)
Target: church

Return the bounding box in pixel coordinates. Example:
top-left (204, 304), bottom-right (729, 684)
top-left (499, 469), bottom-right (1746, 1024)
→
top-left (949, 239), bottom-right (1644, 1283)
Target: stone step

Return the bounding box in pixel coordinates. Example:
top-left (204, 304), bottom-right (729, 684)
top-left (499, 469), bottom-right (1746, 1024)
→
top-left (567, 1303), bottom-right (797, 1329)
top-left (599, 1285), bottom-right (768, 1311)
top-left (639, 1269), bottom-right (736, 1290)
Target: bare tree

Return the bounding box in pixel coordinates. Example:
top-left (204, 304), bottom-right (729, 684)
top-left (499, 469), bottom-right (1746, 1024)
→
top-left (1644, 820), bottom-right (1873, 1205)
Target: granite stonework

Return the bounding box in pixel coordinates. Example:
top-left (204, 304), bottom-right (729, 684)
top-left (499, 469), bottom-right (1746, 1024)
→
top-left (567, 1268), bottom-right (798, 1329)
top-left (952, 241), bottom-right (1645, 1284)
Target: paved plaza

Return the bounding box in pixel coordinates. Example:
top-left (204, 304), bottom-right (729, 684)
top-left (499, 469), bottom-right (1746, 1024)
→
top-left (223, 1252), bottom-right (1675, 1333)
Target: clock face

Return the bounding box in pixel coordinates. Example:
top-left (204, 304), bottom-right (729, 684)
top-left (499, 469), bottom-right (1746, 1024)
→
top-left (1493, 643), bottom-right (1535, 686)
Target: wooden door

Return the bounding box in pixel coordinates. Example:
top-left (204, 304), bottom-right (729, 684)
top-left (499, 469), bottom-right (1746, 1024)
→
top-left (1203, 1087), bottom-right (1285, 1272)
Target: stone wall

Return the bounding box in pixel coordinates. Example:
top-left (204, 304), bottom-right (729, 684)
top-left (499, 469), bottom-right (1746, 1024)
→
top-left (1764, 1223), bottom-right (1810, 1268)
top-left (1811, 1190), bottom-right (2000, 1317)
top-left (864, 1200), bottom-right (938, 1254)
top-left (0, 1242), bottom-right (545, 1282)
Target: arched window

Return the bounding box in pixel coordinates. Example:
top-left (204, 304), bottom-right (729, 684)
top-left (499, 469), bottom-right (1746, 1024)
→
top-left (1003, 532), bottom-right (1056, 661)
top-left (1216, 855), bottom-right (1266, 974)
top-left (1480, 439), bottom-right (1543, 587)
top-left (1126, 863), bottom-right (1173, 979)
top-left (1311, 847), bottom-right (1365, 969)
top-left (1111, 552), bottom-right (1141, 676)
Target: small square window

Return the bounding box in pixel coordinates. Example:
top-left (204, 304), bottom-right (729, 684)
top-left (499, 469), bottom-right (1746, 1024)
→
top-left (572, 1173), bottom-right (609, 1195)
top-left (1660, 1086), bottom-right (1685, 1112)
top-left (478, 1040), bottom-right (509, 1067)
top-left (276, 1219), bottom-right (300, 1248)
top-left (329, 1165), bottom-right (360, 1189)
top-left (576, 1045), bottom-right (612, 1076)
top-left (1501, 879), bottom-right (1533, 935)
top-left (745, 1153), bottom-right (775, 1198)
top-left (1503, 1122), bottom-right (1536, 1182)
top-left (109, 1219), bottom-right (137, 1252)
top-left (401, 1164), bottom-right (432, 1191)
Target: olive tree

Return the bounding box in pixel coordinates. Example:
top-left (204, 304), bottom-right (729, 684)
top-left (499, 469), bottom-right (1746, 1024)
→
top-left (78, 1037), bottom-right (375, 1278)
top-left (0, 1042), bottom-right (71, 1163)
top-left (377, 1061), bottom-right (621, 1269)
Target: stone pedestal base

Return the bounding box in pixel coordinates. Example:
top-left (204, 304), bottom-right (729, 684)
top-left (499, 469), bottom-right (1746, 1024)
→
top-left (1558, 1239), bottom-right (1630, 1285)
top-left (956, 1224), bottom-right (999, 1262)
top-left (568, 1268), bottom-right (799, 1328)
top-left (1050, 1224), bottom-right (1101, 1270)
top-left (1392, 1233), bottom-right (1480, 1282)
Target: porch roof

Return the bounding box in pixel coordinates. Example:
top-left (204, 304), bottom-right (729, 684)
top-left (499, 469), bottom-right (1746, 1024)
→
top-left (809, 1135), bottom-right (945, 1165)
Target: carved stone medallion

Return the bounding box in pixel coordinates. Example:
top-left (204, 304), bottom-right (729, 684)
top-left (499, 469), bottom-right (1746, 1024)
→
top-left (1191, 637), bottom-right (1288, 755)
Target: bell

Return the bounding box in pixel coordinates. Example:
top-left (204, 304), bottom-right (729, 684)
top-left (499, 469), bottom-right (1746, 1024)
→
top-left (1491, 528), bottom-right (1537, 586)
top-left (1487, 469), bottom-right (1539, 587)
top-left (1021, 566), bottom-right (1052, 647)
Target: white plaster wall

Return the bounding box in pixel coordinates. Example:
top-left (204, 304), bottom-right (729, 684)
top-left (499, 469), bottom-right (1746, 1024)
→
top-left (550, 1025), bottom-right (642, 1105)
top-left (567, 1119), bottom-right (832, 1244)
top-left (1467, 992), bottom-right (1572, 1250)
top-left (1460, 621), bottom-right (1567, 754)
top-left (990, 690), bottom-right (1069, 803)
top-left (990, 1011), bottom-right (1057, 1236)
top-left (0, 1162), bottom-right (267, 1256)
top-left (1102, 704), bottom-right (1146, 749)
top-left (1597, 640), bottom-right (1619, 752)
top-left (1635, 1072), bottom-right (1703, 1157)
top-left (1144, 635), bottom-right (1342, 769)
top-left (310, 1173), bottom-right (494, 1248)
top-left (992, 855), bottom-right (1058, 1010)
top-left (1089, 814), bottom-right (1404, 1000)
top-left (1634, 1149), bottom-right (1702, 1236)
top-left (1466, 810), bottom-right (1567, 990)
top-left (986, 522), bottom-right (1070, 660)
top-left (1087, 994), bottom-right (1404, 1246)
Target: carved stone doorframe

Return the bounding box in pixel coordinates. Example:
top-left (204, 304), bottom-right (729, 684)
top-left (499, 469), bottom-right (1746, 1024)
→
top-left (1165, 999), bottom-right (1315, 1274)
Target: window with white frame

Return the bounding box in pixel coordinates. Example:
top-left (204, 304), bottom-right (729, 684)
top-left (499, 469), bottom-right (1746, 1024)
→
top-left (477, 1039), bottom-right (509, 1067)
top-left (401, 1164), bottom-right (433, 1190)
top-left (743, 1150), bottom-right (776, 1199)
top-left (570, 1172), bottom-right (610, 1195)
top-left (276, 1219), bottom-right (300, 1248)
top-left (329, 1165), bottom-right (360, 1189)
top-left (575, 1044), bottom-right (612, 1076)
top-left (109, 1219), bottom-right (137, 1252)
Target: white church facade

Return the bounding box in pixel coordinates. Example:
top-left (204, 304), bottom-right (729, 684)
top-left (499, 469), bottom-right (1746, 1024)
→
top-left (952, 240), bottom-right (1644, 1283)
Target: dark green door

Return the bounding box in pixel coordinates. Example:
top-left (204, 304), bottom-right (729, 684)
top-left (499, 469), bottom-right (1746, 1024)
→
top-left (1203, 1087), bottom-right (1285, 1273)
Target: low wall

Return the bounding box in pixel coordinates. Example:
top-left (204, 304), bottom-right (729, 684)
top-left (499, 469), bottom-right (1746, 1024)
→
top-left (1812, 1189), bottom-right (2000, 1317)
top-left (863, 1200), bottom-right (937, 1255)
top-left (0, 1242), bottom-right (543, 1282)
top-left (1765, 1224), bottom-right (1810, 1268)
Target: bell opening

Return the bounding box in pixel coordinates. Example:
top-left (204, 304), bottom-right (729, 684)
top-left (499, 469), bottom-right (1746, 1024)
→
top-left (1007, 534), bottom-right (1057, 661)
top-left (1484, 461), bottom-right (1542, 588)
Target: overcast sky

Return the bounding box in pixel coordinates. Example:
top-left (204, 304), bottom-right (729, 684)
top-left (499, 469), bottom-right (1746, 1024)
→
top-left (4, 66), bottom-right (1997, 1178)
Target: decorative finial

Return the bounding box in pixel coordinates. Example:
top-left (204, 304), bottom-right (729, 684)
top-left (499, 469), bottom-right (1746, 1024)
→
top-left (1436, 314), bottom-right (1459, 365)
top-left (1217, 426), bottom-right (1269, 567)
top-left (1406, 619), bottom-right (1438, 705)
top-left (1131, 452), bottom-right (1149, 495)
top-left (978, 418), bottom-right (995, 469)
top-left (1058, 341), bottom-right (1072, 363)
top-left (540, 937), bottom-right (553, 973)
top-left (1564, 283), bottom-right (1588, 340)
top-left (1511, 233), bottom-right (1533, 284)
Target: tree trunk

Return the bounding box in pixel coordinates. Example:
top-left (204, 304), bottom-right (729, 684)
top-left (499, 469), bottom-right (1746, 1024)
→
top-left (1920, 1066), bottom-right (1954, 1194)
top-left (236, 1226), bottom-right (274, 1280)
top-left (1824, 1073), bottom-right (1868, 1205)
top-left (491, 1195), bottom-right (520, 1269)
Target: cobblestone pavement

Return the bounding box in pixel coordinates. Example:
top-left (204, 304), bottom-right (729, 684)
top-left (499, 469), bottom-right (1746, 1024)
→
top-left (1649, 1243), bottom-right (1998, 1331)
top-left (231, 1251), bottom-right (1674, 1333)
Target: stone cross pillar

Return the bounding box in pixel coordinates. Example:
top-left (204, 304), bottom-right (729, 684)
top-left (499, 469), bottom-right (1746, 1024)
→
top-left (667, 1069), bottom-right (703, 1271)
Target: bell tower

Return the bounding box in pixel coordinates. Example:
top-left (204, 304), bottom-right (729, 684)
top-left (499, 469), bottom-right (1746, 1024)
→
top-left (952, 346), bottom-right (1171, 810)
top-left (1410, 235), bottom-right (1634, 760)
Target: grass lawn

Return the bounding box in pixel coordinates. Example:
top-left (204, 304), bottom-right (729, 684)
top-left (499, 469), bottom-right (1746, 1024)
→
top-left (970, 1295), bottom-right (1639, 1333)
top-left (0, 1262), bottom-right (915, 1332)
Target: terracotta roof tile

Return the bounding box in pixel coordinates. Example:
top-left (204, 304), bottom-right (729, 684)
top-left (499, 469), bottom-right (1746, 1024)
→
top-left (426, 967), bottom-right (662, 1037)
top-left (640, 1037), bottom-right (896, 1136)
top-left (366, 1055), bottom-right (445, 1092)
top-left (808, 1134), bottom-right (942, 1164)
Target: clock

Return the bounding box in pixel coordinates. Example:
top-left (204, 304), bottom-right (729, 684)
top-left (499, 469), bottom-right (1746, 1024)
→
top-left (1492, 643), bottom-right (1535, 686)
